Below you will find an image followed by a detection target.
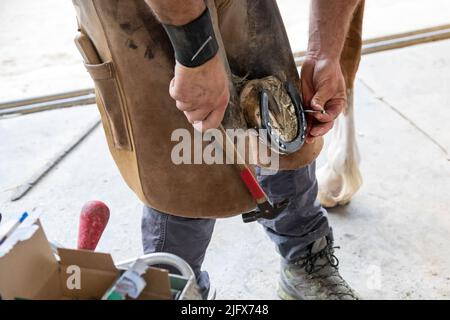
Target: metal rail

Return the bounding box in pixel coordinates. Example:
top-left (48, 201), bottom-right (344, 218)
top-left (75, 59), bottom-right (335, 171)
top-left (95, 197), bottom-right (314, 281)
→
top-left (10, 117), bottom-right (101, 201)
top-left (0, 89), bottom-right (95, 117)
top-left (294, 24), bottom-right (450, 66)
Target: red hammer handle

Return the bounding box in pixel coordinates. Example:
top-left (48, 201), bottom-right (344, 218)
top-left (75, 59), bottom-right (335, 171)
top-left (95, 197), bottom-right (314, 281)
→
top-left (77, 200), bottom-right (110, 251)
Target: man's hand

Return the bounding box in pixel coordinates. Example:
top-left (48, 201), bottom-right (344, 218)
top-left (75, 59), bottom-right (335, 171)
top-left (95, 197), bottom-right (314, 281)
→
top-left (144, 0), bottom-right (228, 132)
top-left (301, 57), bottom-right (346, 144)
top-left (170, 52), bottom-right (229, 132)
top-left (302, 0), bottom-right (360, 144)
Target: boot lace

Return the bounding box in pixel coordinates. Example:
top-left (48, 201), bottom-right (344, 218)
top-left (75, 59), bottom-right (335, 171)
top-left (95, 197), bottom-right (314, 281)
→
top-left (296, 241), bottom-right (358, 299)
top-left (299, 243), bottom-right (340, 274)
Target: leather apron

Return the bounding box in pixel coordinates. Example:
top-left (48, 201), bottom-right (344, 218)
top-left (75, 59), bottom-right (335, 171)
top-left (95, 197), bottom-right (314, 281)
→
top-left (71, 0), bottom-right (364, 218)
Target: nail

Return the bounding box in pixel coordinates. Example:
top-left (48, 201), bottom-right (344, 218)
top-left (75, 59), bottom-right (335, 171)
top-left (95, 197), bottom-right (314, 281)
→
top-left (304, 109), bottom-right (327, 115)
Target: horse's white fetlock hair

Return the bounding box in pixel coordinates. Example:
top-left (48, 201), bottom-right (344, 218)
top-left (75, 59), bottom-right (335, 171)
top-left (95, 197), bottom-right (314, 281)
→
top-left (317, 89), bottom-right (362, 208)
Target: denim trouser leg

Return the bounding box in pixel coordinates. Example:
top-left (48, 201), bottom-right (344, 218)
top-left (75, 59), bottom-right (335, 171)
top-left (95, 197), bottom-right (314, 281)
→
top-left (141, 206), bottom-right (215, 299)
top-left (257, 162), bottom-right (332, 262)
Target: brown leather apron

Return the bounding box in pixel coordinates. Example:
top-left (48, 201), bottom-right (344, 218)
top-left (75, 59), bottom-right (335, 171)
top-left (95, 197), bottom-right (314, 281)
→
top-left (71, 0), bottom-right (364, 218)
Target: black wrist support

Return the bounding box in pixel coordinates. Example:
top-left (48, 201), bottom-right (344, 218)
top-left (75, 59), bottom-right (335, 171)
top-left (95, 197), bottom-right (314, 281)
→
top-left (162, 8), bottom-right (219, 68)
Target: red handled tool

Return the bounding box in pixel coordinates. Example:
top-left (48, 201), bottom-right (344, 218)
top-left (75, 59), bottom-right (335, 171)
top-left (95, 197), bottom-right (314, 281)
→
top-left (77, 200), bottom-right (110, 250)
top-left (219, 125), bottom-right (288, 223)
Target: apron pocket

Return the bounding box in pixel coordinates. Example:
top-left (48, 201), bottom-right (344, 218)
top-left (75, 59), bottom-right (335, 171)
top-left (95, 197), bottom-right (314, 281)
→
top-left (84, 61), bottom-right (132, 151)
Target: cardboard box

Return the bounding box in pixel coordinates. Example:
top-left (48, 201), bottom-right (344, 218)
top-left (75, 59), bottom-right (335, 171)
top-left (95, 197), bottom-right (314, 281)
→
top-left (0, 218), bottom-right (172, 300)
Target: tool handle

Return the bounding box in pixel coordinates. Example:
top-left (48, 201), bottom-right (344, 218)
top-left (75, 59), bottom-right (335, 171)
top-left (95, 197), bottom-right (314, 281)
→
top-left (75, 32), bottom-right (102, 65)
top-left (239, 167), bottom-right (266, 203)
top-left (116, 253), bottom-right (195, 279)
top-left (218, 125), bottom-right (268, 203)
top-left (218, 125), bottom-right (246, 170)
top-left (78, 200), bottom-right (110, 250)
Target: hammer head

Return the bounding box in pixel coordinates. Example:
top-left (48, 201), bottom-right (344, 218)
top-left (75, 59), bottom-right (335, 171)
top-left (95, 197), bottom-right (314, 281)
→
top-left (242, 198), bottom-right (289, 223)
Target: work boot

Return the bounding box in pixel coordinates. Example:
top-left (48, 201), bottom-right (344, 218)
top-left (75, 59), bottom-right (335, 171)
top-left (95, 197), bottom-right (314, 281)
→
top-left (278, 237), bottom-right (360, 300)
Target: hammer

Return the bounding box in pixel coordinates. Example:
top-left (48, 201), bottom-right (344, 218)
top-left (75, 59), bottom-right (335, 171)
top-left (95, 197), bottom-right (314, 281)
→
top-left (218, 125), bottom-right (288, 223)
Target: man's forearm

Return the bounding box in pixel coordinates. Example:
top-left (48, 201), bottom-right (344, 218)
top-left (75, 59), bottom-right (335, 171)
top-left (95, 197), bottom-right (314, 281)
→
top-left (145, 0), bottom-right (205, 26)
top-left (308, 0), bottom-right (361, 60)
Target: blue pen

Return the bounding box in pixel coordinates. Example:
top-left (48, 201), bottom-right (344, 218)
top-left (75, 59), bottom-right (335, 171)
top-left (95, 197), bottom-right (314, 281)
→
top-left (0, 212), bottom-right (29, 246)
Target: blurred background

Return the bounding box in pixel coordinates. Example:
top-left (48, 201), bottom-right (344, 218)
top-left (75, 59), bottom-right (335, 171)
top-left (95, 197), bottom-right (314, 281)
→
top-left (1, 0), bottom-right (449, 299)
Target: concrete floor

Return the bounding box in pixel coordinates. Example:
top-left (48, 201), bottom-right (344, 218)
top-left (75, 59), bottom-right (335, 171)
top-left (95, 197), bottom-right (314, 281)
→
top-left (1, 0), bottom-right (450, 299)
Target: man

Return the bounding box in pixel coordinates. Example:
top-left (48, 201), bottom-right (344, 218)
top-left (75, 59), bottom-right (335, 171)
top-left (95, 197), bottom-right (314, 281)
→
top-left (73, 0), bottom-right (363, 299)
